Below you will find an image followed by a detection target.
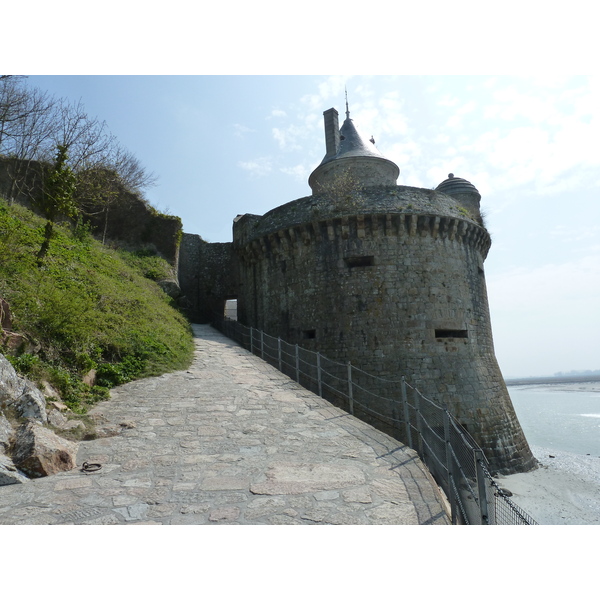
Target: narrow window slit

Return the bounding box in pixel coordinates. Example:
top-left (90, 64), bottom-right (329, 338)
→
top-left (345, 255), bottom-right (374, 268)
top-left (435, 329), bottom-right (468, 339)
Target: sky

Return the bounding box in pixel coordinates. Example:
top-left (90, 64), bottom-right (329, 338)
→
top-left (5, 3), bottom-right (599, 380)
top-left (20, 74), bottom-right (599, 379)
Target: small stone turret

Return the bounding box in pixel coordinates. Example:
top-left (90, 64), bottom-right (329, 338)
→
top-left (309, 105), bottom-right (399, 192)
top-left (436, 173), bottom-right (482, 223)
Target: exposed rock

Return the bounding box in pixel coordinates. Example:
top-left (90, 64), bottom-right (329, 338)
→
top-left (0, 331), bottom-right (31, 354)
top-left (17, 380), bottom-right (48, 422)
top-left (157, 279), bottom-right (181, 299)
top-left (47, 409), bottom-right (68, 428)
top-left (0, 353), bottom-right (22, 403)
top-left (12, 422), bottom-right (78, 478)
top-left (0, 452), bottom-right (29, 486)
top-left (0, 353), bottom-right (47, 423)
top-left (82, 369), bottom-right (97, 387)
top-left (0, 414), bottom-right (13, 450)
top-left (60, 420), bottom-right (86, 432)
top-left (42, 381), bottom-right (62, 400)
top-left (49, 400), bottom-right (69, 412)
top-left (0, 297), bottom-right (11, 330)
top-left (0, 302), bottom-right (38, 353)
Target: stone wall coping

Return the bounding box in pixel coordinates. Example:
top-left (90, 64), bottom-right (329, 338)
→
top-left (233, 185), bottom-right (482, 248)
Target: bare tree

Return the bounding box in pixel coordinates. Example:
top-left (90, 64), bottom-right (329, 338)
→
top-left (1, 77), bottom-right (58, 203)
top-left (49, 98), bottom-right (114, 170)
top-left (2, 77), bottom-right (158, 223)
top-left (108, 143), bottom-right (157, 193)
top-left (0, 76), bottom-right (29, 151)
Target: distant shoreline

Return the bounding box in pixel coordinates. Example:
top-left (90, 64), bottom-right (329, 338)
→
top-left (505, 374), bottom-right (600, 386)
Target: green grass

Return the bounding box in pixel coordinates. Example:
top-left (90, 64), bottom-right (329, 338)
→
top-left (0, 198), bottom-right (194, 413)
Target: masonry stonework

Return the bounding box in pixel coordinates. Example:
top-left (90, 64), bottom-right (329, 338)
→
top-left (179, 103), bottom-right (536, 475)
top-left (178, 234), bottom-right (238, 323)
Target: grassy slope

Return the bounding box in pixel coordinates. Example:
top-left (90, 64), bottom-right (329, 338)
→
top-left (0, 198), bottom-right (194, 412)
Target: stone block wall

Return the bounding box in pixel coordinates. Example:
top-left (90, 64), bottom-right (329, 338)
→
top-left (178, 233), bottom-right (239, 323)
top-left (0, 158), bottom-right (181, 266)
top-left (233, 186), bottom-right (535, 474)
top-left (0, 158), bottom-right (44, 210)
top-left (83, 189), bottom-right (182, 265)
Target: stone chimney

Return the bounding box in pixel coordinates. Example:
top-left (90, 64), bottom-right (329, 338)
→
top-left (323, 108), bottom-right (340, 160)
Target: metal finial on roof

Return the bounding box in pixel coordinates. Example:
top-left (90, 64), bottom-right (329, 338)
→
top-left (345, 87), bottom-right (350, 120)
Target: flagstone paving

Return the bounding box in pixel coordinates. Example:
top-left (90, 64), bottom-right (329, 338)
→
top-left (0, 325), bottom-right (449, 525)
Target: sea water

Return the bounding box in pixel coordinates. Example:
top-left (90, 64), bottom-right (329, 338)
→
top-left (506, 382), bottom-right (600, 523)
top-left (507, 382), bottom-right (600, 457)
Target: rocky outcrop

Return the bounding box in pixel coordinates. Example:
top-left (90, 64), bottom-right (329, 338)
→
top-left (0, 413), bottom-right (12, 450)
top-left (12, 422), bottom-right (78, 478)
top-left (1, 351), bottom-right (79, 485)
top-left (0, 453), bottom-right (29, 485)
top-left (0, 354), bottom-right (47, 423)
top-left (157, 279), bottom-right (181, 300)
top-left (0, 298), bottom-right (39, 355)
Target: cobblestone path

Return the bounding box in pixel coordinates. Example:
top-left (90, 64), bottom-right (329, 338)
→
top-left (0, 325), bottom-right (449, 525)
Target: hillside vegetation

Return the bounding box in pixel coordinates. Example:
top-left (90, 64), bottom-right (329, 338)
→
top-left (0, 197), bottom-right (194, 412)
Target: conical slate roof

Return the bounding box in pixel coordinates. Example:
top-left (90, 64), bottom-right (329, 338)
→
top-left (320, 116), bottom-right (383, 165)
top-left (309, 103), bottom-right (399, 191)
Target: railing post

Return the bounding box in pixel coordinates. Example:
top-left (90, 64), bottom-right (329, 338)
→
top-left (347, 362), bottom-right (354, 415)
top-left (278, 338), bottom-right (282, 372)
top-left (295, 344), bottom-right (300, 383)
top-left (250, 327), bottom-right (254, 355)
top-left (442, 407), bottom-right (458, 524)
top-left (391, 382), bottom-right (399, 430)
top-left (413, 387), bottom-right (424, 460)
top-left (260, 330), bottom-right (264, 360)
top-left (317, 352), bottom-right (322, 397)
top-left (401, 377), bottom-right (412, 448)
top-left (474, 448), bottom-right (490, 525)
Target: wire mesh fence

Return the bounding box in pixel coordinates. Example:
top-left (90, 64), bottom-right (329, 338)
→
top-left (213, 316), bottom-right (537, 525)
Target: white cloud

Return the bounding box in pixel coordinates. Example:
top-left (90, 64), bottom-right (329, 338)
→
top-left (300, 76), bottom-right (348, 111)
top-left (280, 163), bottom-right (309, 181)
top-left (428, 79), bottom-right (600, 199)
top-left (438, 94), bottom-right (460, 107)
top-left (238, 157), bottom-right (272, 177)
top-left (272, 125), bottom-right (304, 151)
top-left (232, 123), bottom-right (255, 137)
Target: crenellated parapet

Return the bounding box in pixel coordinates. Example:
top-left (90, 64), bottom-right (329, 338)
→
top-left (236, 212), bottom-right (491, 264)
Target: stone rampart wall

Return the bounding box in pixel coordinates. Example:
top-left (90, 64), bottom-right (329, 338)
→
top-left (234, 207), bottom-right (534, 474)
top-left (178, 233), bottom-right (239, 323)
top-left (0, 158), bottom-right (181, 266)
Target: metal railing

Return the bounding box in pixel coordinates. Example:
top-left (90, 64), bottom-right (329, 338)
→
top-left (213, 316), bottom-right (537, 525)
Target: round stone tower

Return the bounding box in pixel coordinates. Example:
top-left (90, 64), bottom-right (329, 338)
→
top-left (233, 103), bottom-right (536, 475)
top-left (309, 104), bottom-right (400, 191)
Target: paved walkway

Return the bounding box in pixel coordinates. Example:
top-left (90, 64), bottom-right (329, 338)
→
top-left (0, 325), bottom-right (449, 525)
